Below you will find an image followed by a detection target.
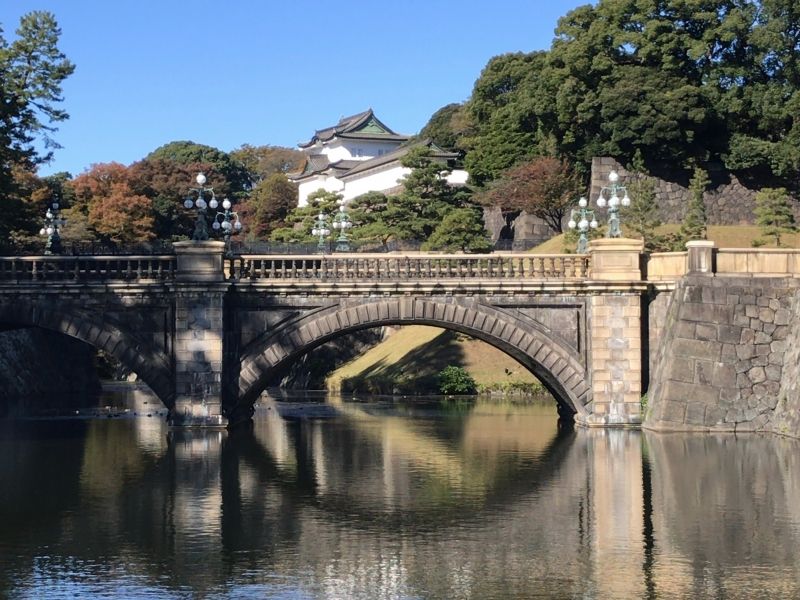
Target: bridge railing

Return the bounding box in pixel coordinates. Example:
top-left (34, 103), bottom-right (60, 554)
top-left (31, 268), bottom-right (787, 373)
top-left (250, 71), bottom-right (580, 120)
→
top-left (227, 253), bottom-right (591, 281)
top-left (0, 256), bottom-right (176, 283)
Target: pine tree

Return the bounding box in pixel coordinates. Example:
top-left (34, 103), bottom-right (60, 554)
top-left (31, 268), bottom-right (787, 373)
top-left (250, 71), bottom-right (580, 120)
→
top-left (621, 175), bottom-right (661, 250)
top-left (755, 187), bottom-right (796, 247)
top-left (680, 168), bottom-right (709, 242)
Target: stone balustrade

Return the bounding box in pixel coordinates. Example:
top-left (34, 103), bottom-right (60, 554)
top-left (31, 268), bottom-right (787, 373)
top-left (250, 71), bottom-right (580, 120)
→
top-left (227, 253), bottom-right (591, 282)
top-left (0, 255), bottom-right (176, 282)
top-left (716, 248), bottom-right (800, 276)
top-left (646, 252), bottom-right (688, 281)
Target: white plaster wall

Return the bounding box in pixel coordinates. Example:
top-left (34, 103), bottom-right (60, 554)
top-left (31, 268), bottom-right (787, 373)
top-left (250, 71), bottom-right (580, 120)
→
top-left (321, 139), bottom-right (404, 162)
top-left (341, 165), bottom-right (410, 200)
top-left (298, 167), bottom-right (469, 206)
top-left (297, 176), bottom-right (344, 207)
top-left (447, 169), bottom-right (469, 185)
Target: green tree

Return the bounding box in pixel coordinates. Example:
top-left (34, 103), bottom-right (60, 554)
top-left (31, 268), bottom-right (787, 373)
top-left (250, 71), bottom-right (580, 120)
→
top-left (241, 173), bottom-right (298, 239)
top-left (349, 191), bottom-right (395, 247)
top-left (463, 52), bottom-right (549, 185)
top-left (0, 11), bottom-right (74, 226)
top-left (621, 177), bottom-right (663, 251)
top-left (417, 103), bottom-right (470, 151)
top-left (461, 0), bottom-right (800, 185)
top-left (230, 144), bottom-right (304, 184)
top-left (128, 158), bottom-right (203, 239)
top-left (270, 188), bottom-right (340, 243)
top-left (755, 187), bottom-right (796, 246)
top-left (392, 146), bottom-right (469, 240)
top-left (680, 168), bottom-right (710, 242)
top-left (425, 207), bottom-right (492, 253)
top-left (146, 141), bottom-right (249, 199)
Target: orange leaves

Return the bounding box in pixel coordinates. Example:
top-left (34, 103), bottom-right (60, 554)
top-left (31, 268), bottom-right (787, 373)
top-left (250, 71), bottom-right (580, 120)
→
top-left (71, 163), bottom-right (154, 242)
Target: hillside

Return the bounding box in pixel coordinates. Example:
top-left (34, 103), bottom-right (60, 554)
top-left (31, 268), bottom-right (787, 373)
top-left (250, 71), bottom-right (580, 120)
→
top-left (326, 325), bottom-right (539, 395)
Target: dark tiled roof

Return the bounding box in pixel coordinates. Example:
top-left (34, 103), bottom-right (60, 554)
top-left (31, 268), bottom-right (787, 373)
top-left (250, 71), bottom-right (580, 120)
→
top-left (289, 157), bottom-right (363, 181)
top-left (336, 132), bottom-right (409, 143)
top-left (298, 109), bottom-right (408, 148)
top-left (290, 154), bottom-right (330, 179)
top-left (289, 139), bottom-right (459, 182)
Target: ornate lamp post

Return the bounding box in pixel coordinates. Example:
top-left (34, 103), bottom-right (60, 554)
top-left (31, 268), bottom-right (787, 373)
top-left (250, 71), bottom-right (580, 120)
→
top-left (211, 197), bottom-right (243, 249)
top-left (332, 198), bottom-right (353, 252)
top-left (184, 172), bottom-right (216, 241)
top-left (567, 196), bottom-right (598, 253)
top-left (39, 199), bottom-right (65, 255)
top-left (594, 170), bottom-right (631, 238)
top-left (311, 212), bottom-right (331, 253)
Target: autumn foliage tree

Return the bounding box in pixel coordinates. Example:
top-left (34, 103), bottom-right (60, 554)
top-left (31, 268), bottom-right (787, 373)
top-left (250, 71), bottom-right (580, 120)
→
top-left (479, 157), bottom-right (580, 234)
top-left (69, 163), bottom-right (154, 243)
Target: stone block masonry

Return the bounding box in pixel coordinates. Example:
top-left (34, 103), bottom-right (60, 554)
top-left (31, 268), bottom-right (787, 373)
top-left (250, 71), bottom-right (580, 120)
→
top-left (582, 293), bottom-right (643, 425)
top-left (646, 275), bottom-right (800, 433)
top-left (172, 288), bottom-right (227, 426)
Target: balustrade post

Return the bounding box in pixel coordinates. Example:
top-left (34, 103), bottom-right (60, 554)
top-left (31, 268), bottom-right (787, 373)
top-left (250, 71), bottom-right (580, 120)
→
top-left (686, 240), bottom-right (716, 275)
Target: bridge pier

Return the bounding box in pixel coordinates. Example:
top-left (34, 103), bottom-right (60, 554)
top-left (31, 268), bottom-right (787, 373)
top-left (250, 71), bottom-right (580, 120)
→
top-left (170, 241), bottom-right (227, 427)
top-left (577, 239), bottom-right (646, 427)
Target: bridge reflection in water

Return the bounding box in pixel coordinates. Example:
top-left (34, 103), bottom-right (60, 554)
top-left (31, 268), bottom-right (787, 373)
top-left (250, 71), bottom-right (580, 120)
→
top-left (1, 398), bottom-right (799, 598)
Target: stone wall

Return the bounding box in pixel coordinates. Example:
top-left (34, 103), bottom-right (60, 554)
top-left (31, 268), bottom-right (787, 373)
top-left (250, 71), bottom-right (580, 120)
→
top-left (591, 157), bottom-right (800, 225)
top-left (482, 206), bottom-right (559, 248)
top-left (646, 290), bottom-right (673, 380)
top-left (645, 275), bottom-right (799, 433)
top-left (771, 292), bottom-right (800, 436)
top-left (0, 327), bottom-right (101, 416)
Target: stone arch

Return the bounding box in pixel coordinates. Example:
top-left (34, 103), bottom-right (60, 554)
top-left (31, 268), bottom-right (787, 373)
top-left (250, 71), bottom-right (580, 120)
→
top-left (235, 297), bottom-right (590, 417)
top-left (0, 300), bottom-right (174, 409)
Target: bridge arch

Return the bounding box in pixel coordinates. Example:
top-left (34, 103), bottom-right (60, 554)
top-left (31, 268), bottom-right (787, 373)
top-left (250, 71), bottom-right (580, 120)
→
top-left (0, 300), bottom-right (174, 409)
top-left (235, 297), bottom-right (590, 418)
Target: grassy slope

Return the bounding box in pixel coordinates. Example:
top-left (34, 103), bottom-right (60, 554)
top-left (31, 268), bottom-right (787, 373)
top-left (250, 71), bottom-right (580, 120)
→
top-left (326, 325), bottom-right (538, 395)
top-left (531, 225), bottom-right (799, 254)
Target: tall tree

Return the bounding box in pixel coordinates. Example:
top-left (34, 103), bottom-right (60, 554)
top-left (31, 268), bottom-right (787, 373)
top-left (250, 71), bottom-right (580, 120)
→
top-left (391, 147), bottom-right (469, 240)
top-left (230, 144), bottom-right (304, 185)
top-left (0, 11), bottom-right (74, 213)
top-left (349, 191), bottom-right (395, 247)
top-left (128, 158), bottom-right (205, 239)
top-left (417, 103), bottom-right (470, 151)
top-left (146, 141), bottom-right (250, 199)
top-left (622, 177), bottom-right (663, 251)
top-left (240, 173), bottom-right (297, 239)
top-left (681, 168), bottom-right (710, 242)
top-left (755, 187), bottom-right (796, 246)
top-left (70, 163), bottom-right (154, 243)
top-left (270, 188), bottom-right (341, 243)
top-left (425, 207), bottom-right (492, 253)
top-left (462, 0), bottom-right (800, 184)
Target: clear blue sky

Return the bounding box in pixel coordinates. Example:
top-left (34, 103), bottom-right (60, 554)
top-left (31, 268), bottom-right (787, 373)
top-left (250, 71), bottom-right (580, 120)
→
top-left (2, 1), bottom-right (588, 177)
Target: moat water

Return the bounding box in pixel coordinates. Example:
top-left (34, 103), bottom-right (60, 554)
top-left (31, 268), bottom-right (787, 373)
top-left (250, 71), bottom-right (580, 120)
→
top-left (1, 395), bottom-right (799, 599)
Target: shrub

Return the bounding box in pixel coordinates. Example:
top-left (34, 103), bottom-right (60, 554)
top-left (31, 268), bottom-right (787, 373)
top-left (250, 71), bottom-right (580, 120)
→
top-left (437, 366), bottom-right (477, 395)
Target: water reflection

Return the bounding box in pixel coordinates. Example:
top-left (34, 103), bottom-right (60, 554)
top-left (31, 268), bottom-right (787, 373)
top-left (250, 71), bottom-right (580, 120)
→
top-left (0, 400), bottom-right (799, 598)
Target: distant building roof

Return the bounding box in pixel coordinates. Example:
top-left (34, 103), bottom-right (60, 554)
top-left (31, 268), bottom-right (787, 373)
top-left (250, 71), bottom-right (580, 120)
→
top-left (290, 139), bottom-right (459, 183)
top-left (298, 109), bottom-right (409, 148)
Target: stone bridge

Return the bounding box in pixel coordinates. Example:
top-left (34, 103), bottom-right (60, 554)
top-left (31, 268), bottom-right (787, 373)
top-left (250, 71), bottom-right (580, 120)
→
top-left (2, 239), bottom-right (798, 433)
